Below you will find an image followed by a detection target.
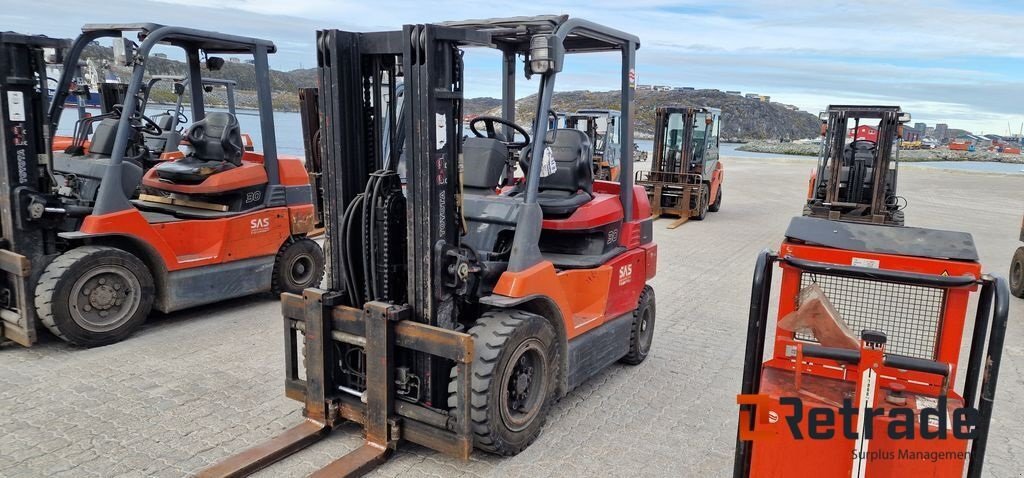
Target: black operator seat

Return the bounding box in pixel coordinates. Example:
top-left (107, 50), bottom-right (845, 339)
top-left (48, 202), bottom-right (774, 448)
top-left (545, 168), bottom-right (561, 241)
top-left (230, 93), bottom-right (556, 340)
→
top-left (154, 112), bottom-right (243, 184)
top-left (462, 137), bottom-right (508, 195)
top-left (535, 129), bottom-right (594, 217)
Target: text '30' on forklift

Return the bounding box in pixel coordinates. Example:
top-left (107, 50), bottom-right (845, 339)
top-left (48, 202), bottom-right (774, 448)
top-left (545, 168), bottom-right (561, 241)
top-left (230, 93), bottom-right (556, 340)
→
top-left (733, 105), bottom-right (1009, 477)
top-left (636, 106), bottom-right (723, 228)
top-left (0, 25), bottom-right (324, 348)
top-left (202, 14), bottom-right (657, 477)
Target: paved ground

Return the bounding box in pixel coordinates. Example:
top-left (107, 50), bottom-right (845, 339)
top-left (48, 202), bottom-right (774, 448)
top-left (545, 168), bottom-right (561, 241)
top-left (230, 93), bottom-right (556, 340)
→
top-left (2, 157), bottom-right (1022, 477)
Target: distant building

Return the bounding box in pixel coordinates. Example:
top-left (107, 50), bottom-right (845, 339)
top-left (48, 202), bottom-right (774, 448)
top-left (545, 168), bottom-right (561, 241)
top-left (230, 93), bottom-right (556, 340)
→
top-left (228, 57), bottom-right (241, 63)
top-left (745, 93), bottom-right (760, 99)
top-left (849, 125), bottom-right (878, 142)
top-left (759, 95), bottom-right (770, 103)
top-left (914, 122), bottom-right (926, 132)
top-left (902, 127), bottom-right (923, 142)
top-left (153, 53), bottom-right (168, 59)
top-left (725, 91), bottom-right (742, 96)
top-left (682, 86), bottom-right (695, 91)
top-left (934, 123), bottom-right (949, 140)
top-left (244, 59), bottom-right (255, 65)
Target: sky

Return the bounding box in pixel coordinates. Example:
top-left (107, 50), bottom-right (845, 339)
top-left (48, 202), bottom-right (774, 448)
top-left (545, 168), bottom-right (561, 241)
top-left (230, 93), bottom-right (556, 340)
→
top-left (5, 0), bottom-right (1023, 135)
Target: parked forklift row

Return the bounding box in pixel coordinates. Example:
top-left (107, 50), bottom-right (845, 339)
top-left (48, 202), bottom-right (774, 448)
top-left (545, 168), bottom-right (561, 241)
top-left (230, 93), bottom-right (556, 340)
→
top-left (0, 15), bottom-right (1011, 478)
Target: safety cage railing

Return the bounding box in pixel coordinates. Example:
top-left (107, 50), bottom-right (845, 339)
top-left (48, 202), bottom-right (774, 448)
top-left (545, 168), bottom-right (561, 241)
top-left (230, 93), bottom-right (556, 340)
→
top-left (733, 250), bottom-right (1010, 478)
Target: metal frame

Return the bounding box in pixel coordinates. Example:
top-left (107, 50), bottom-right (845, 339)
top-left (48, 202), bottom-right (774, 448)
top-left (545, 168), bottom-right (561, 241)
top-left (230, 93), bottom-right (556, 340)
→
top-left (47, 24), bottom-right (280, 216)
top-left (0, 33), bottom-right (68, 345)
top-left (807, 105), bottom-right (908, 225)
top-left (733, 251), bottom-right (1009, 478)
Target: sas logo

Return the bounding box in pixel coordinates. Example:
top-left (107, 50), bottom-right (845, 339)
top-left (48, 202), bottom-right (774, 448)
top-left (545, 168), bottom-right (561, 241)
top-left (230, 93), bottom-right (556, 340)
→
top-left (618, 264), bottom-right (633, 286)
top-left (250, 217), bottom-right (271, 234)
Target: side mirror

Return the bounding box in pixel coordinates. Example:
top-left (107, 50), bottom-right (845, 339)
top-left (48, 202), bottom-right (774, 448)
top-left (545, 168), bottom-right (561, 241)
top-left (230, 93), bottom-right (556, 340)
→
top-left (203, 85), bottom-right (214, 93)
top-left (173, 82), bottom-right (186, 95)
top-left (112, 38), bottom-right (136, 67)
top-left (206, 57), bottom-right (225, 71)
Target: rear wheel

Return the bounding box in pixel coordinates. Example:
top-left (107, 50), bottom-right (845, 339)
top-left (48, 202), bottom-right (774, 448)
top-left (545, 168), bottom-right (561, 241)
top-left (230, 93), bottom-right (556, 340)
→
top-left (692, 184), bottom-right (710, 221)
top-left (448, 309), bottom-right (558, 455)
top-left (621, 285), bottom-right (656, 365)
top-left (271, 237), bottom-right (325, 296)
top-left (1010, 247), bottom-right (1024, 298)
top-left (708, 186), bottom-right (722, 212)
top-left (35, 246), bottom-right (154, 347)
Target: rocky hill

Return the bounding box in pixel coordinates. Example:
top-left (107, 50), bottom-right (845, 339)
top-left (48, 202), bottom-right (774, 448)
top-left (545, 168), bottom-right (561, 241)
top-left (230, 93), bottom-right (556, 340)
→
top-left (473, 89), bottom-right (821, 142)
top-left (82, 45), bottom-right (818, 140)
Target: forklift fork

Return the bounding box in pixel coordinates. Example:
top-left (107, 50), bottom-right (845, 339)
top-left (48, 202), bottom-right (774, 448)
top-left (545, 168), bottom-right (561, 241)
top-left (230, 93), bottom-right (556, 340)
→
top-left (200, 289), bottom-right (474, 477)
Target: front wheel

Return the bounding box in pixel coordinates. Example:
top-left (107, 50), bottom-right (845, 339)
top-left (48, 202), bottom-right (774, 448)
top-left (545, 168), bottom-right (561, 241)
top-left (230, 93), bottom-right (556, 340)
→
top-left (35, 246), bottom-right (155, 347)
top-left (1010, 247), bottom-right (1024, 298)
top-left (621, 285), bottom-right (656, 364)
top-left (448, 309), bottom-right (558, 456)
top-left (708, 186), bottom-right (722, 212)
top-left (271, 237), bottom-right (325, 296)
top-left (692, 184), bottom-right (710, 221)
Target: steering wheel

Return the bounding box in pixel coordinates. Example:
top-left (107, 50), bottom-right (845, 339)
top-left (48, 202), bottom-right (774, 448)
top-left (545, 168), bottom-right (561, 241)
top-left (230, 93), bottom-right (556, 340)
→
top-left (134, 113), bottom-right (163, 136)
top-left (167, 108), bottom-right (189, 126)
top-left (470, 116), bottom-right (530, 149)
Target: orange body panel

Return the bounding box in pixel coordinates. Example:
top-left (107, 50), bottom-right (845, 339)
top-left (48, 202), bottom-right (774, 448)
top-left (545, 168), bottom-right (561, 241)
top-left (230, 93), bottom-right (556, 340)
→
top-left (142, 161), bottom-right (269, 194)
top-left (491, 247), bottom-right (649, 339)
top-left (79, 207), bottom-right (293, 271)
top-left (278, 156), bottom-right (310, 187)
top-left (709, 161), bottom-right (724, 200)
top-left (52, 135), bottom-right (78, 152)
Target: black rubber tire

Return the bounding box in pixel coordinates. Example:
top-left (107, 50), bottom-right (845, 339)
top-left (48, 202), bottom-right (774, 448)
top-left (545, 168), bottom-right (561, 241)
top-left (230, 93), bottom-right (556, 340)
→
top-left (621, 285), bottom-right (656, 365)
top-left (448, 309), bottom-right (558, 456)
top-left (1010, 247), bottom-right (1024, 298)
top-left (35, 246), bottom-right (154, 347)
top-left (271, 237), bottom-right (325, 296)
top-left (708, 186), bottom-right (722, 212)
top-left (692, 184), bottom-right (710, 221)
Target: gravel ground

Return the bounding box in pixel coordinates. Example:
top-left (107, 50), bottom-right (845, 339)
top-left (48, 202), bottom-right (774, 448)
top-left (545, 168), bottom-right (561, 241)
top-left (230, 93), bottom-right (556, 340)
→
top-left (1, 156), bottom-right (1022, 477)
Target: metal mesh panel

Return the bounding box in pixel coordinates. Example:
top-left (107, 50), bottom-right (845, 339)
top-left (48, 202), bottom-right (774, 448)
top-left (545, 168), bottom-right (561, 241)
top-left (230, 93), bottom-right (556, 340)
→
top-left (795, 273), bottom-right (946, 360)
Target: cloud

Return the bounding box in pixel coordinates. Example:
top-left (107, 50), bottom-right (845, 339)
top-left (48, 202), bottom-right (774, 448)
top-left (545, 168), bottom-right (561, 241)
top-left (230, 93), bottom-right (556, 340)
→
top-left (6, 0), bottom-right (1021, 132)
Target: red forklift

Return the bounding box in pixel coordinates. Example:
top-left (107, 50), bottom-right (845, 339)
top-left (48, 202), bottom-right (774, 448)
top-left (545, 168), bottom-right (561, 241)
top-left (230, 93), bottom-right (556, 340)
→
top-left (0, 25), bottom-right (323, 347)
top-left (203, 14), bottom-right (656, 477)
top-left (733, 105), bottom-right (1010, 477)
top-left (636, 106), bottom-right (723, 228)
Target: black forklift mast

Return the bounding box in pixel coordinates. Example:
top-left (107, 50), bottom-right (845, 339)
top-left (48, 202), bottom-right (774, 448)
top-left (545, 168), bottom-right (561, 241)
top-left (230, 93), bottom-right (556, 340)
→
top-left (807, 105), bottom-right (909, 225)
top-left (0, 33), bottom-right (68, 345)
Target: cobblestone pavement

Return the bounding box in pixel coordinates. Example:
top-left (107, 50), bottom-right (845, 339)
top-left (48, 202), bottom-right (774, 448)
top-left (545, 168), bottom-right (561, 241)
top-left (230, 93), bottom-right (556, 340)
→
top-left (2, 157), bottom-right (1022, 477)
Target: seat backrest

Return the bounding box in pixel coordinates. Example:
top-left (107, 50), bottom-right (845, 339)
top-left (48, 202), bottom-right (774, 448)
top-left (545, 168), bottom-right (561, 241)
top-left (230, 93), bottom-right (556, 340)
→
top-left (537, 129), bottom-right (593, 194)
top-left (187, 112), bottom-right (243, 165)
top-left (463, 137), bottom-right (507, 193)
top-left (88, 118), bottom-right (121, 157)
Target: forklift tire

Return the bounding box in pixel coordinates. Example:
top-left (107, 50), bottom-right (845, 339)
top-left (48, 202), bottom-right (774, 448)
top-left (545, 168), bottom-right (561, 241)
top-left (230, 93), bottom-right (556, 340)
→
top-left (448, 309), bottom-right (558, 456)
top-left (1010, 247), bottom-right (1024, 298)
top-left (35, 246), bottom-right (155, 347)
top-left (271, 237), bottom-right (325, 296)
top-left (692, 184), bottom-right (710, 221)
top-left (708, 186), bottom-right (722, 213)
top-left (621, 285), bottom-right (655, 365)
